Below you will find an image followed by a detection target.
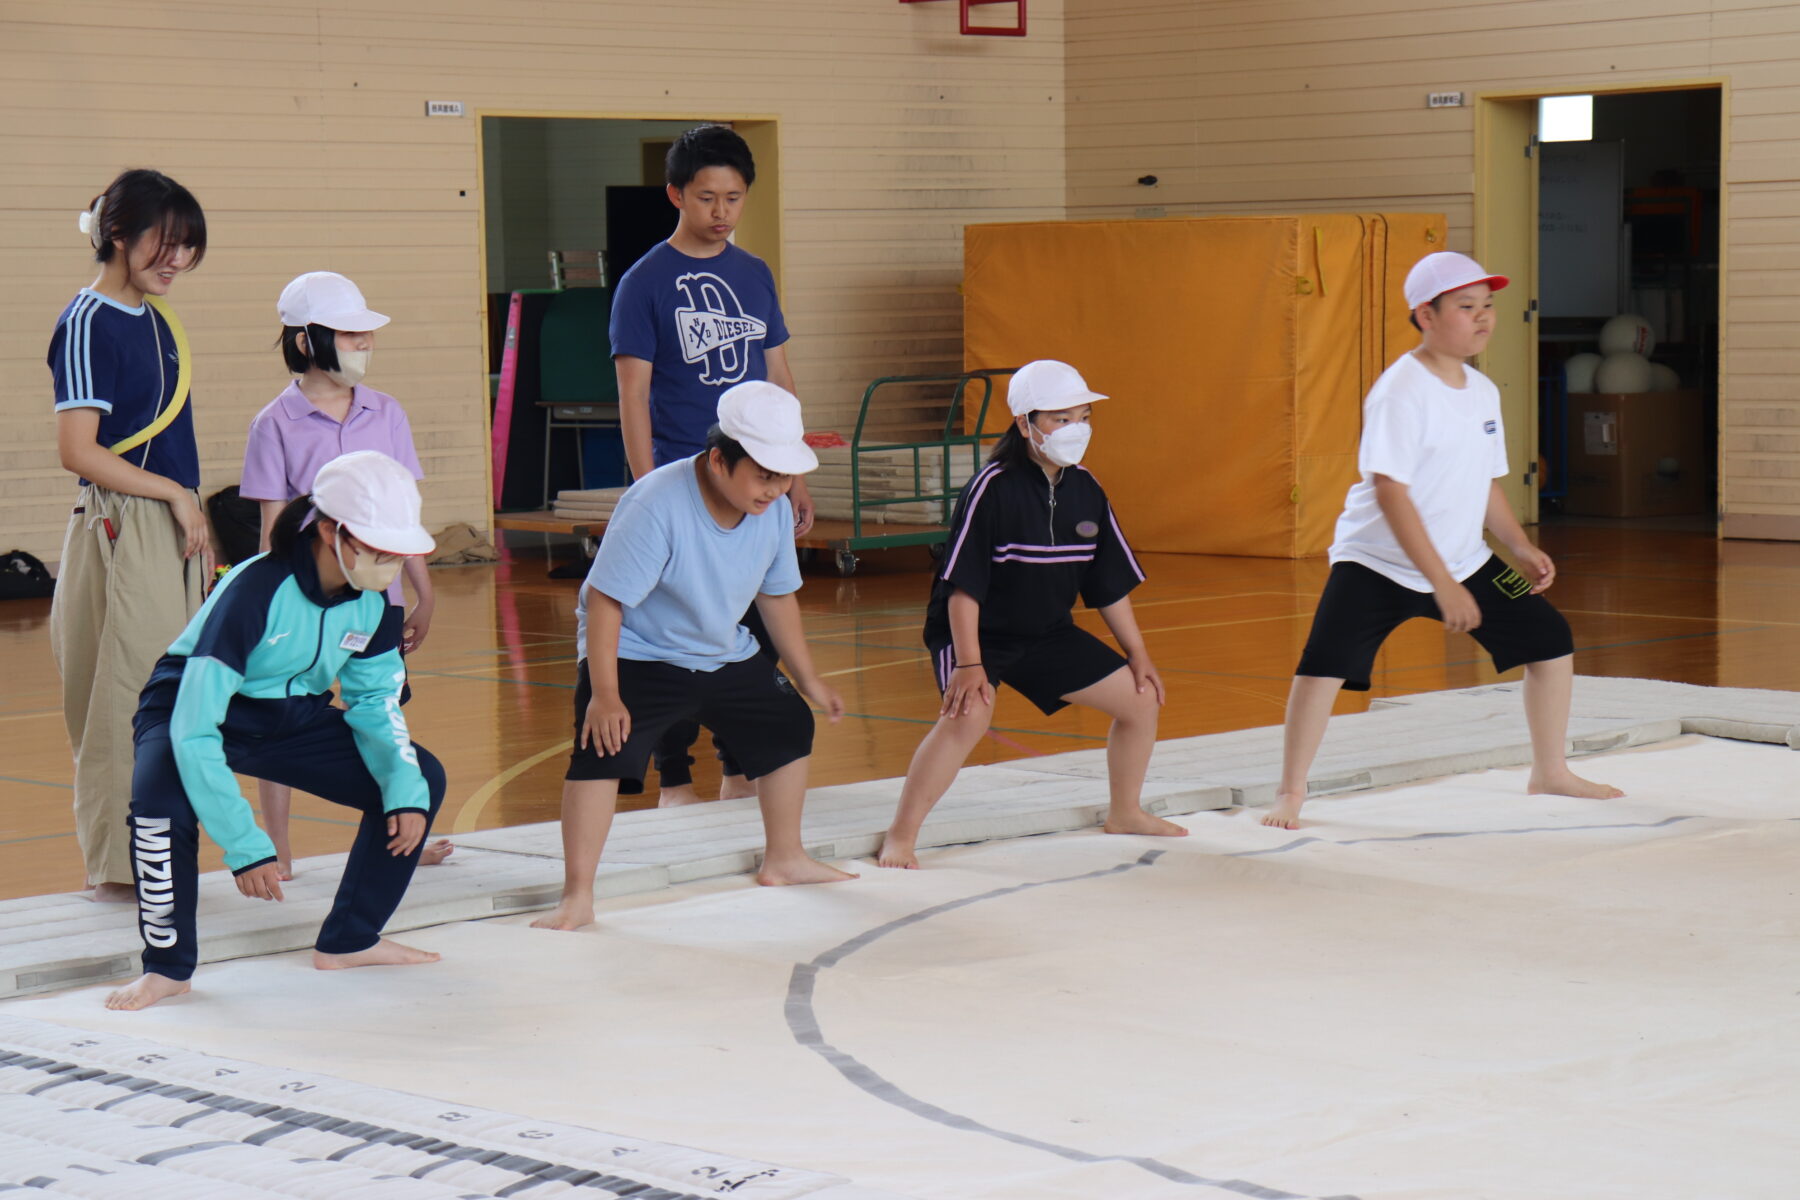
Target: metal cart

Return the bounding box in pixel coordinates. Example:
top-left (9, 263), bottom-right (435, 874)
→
top-left (818, 367), bottom-right (1016, 576)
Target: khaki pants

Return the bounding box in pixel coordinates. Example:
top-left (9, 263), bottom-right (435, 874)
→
top-left (49, 486), bottom-right (206, 886)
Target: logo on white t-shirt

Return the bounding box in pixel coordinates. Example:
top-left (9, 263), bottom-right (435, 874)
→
top-left (674, 272), bottom-right (768, 385)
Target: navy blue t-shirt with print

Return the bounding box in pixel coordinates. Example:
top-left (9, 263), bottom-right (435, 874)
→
top-left (48, 288), bottom-right (199, 488)
top-left (609, 241), bottom-right (790, 467)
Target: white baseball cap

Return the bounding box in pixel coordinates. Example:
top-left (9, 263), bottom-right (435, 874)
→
top-left (1403, 251), bottom-right (1509, 309)
top-left (1006, 359), bottom-right (1108, 417)
top-left (278, 271), bottom-right (390, 331)
top-left (312, 451), bottom-right (435, 556)
top-left (716, 381), bottom-right (819, 475)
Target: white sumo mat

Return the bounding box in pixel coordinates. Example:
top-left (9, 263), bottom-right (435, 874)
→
top-left (0, 1012), bottom-right (899, 1198)
top-left (7, 733), bottom-right (1799, 1199)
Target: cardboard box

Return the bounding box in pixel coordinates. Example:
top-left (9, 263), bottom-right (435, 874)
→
top-left (1564, 389), bottom-right (1708, 517)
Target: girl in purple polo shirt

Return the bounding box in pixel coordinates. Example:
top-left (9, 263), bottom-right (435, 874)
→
top-left (240, 271), bottom-right (450, 876)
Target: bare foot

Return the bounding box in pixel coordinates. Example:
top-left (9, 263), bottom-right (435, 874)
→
top-left (89, 882), bottom-right (136, 904)
top-left (313, 938), bottom-right (440, 970)
top-left (1102, 811), bottom-right (1190, 838)
top-left (718, 775), bottom-right (757, 801)
top-left (421, 839), bottom-right (455, 867)
top-left (1260, 793), bottom-right (1305, 830)
top-left (105, 973), bottom-right (190, 1011)
top-left (276, 861), bottom-right (295, 882)
top-left (874, 834), bottom-right (920, 870)
top-left (657, 784), bottom-right (704, 808)
top-left (757, 855), bottom-right (859, 886)
top-left (1528, 771), bottom-right (1625, 800)
top-left (529, 898), bottom-right (596, 931)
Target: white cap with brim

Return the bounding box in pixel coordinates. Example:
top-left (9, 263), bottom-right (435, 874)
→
top-left (716, 381), bottom-right (819, 476)
top-left (312, 450), bottom-right (435, 556)
top-left (278, 271), bottom-right (391, 332)
top-left (1403, 251), bottom-right (1509, 309)
top-left (1006, 359), bottom-right (1108, 417)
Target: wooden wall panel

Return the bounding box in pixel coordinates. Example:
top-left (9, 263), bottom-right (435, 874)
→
top-left (1, 0), bottom-right (1067, 563)
top-left (1067, 0), bottom-right (1800, 532)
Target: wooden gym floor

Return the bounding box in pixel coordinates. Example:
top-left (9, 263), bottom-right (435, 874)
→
top-left (2, 519), bottom-right (1794, 902)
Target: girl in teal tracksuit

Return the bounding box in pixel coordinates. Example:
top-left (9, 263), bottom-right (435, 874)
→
top-left (108, 451), bottom-right (445, 1011)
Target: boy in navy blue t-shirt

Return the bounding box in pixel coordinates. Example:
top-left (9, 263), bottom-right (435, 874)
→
top-left (610, 124), bottom-right (812, 805)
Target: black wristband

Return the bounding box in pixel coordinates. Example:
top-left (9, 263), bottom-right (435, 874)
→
top-left (953, 661), bottom-right (983, 669)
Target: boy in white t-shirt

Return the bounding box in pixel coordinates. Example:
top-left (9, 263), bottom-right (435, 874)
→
top-left (1263, 252), bottom-right (1623, 829)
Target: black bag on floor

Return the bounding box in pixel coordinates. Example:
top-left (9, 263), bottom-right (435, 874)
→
top-left (0, 549), bottom-right (55, 599)
top-left (207, 486), bottom-right (263, 569)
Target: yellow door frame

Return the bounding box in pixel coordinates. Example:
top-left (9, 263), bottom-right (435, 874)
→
top-left (473, 110), bottom-right (785, 514)
top-left (1474, 78), bottom-right (1726, 528)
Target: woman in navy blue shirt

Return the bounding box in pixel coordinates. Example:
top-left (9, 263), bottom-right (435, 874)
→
top-left (49, 169), bottom-right (212, 902)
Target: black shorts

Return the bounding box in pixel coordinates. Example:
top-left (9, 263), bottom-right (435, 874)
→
top-left (566, 656), bottom-right (814, 787)
top-left (927, 623), bottom-right (1127, 716)
top-left (1296, 556), bottom-right (1575, 692)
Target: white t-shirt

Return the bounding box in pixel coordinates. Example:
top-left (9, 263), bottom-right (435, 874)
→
top-left (1329, 352), bottom-right (1509, 592)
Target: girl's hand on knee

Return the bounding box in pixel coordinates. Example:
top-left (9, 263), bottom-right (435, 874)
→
top-left (943, 666), bottom-right (993, 718)
top-left (235, 863), bottom-right (285, 902)
top-left (1129, 653), bottom-right (1166, 705)
top-left (386, 812), bottom-right (427, 856)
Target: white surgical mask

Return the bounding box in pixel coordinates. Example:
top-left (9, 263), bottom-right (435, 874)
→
top-left (333, 531), bottom-right (402, 592)
top-left (1030, 420), bottom-right (1091, 468)
top-left (326, 347), bottom-right (371, 389)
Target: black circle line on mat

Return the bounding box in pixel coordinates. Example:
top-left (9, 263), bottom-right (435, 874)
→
top-left (784, 849), bottom-right (1362, 1200)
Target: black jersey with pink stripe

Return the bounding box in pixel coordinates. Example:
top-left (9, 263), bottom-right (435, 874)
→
top-left (924, 460), bottom-right (1145, 644)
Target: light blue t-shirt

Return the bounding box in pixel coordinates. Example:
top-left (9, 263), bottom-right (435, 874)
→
top-left (575, 456), bottom-right (801, 670)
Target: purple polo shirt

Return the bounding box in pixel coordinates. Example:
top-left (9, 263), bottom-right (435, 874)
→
top-left (241, 381), bottom-right (425, 604)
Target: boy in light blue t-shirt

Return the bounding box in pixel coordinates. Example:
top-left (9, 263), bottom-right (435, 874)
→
top-left (532, 382), bottom-right (856, 931)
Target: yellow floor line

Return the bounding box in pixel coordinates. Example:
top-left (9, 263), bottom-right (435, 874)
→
top-left (450, 740), bottom-right (573, 834)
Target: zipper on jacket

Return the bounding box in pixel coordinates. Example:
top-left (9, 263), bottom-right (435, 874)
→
top-left (287, 611), bottom-right (327, 698)
top-left (1046, 473), bottom-right (1059, 545)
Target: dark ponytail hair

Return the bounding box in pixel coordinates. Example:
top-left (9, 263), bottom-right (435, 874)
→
top-left (277, 324), bottom-right (342, 374)
top-left (987, 412), bottom-right (1040, 470)
top-left (87, 168), bottom-right (207, 267)
top-left (268, 495), bottom-right (319, 558)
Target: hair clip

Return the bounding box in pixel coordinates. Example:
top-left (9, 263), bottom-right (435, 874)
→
top-left (78, 197), bottom-right (105, 249)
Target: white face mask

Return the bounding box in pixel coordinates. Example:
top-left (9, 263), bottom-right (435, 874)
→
top-left (325, 348), bottom-right (371, 389)
top-left (332, 530), bottom-right (401, 592)
top-left (1030, 420), bottom-right (1091, 468)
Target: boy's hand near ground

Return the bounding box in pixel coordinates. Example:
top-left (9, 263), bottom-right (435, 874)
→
top-left (235, 863), bottom-right (285, 902)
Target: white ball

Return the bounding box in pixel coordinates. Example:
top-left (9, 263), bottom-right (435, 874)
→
top-left (1649, 362), bottom-right (1681, 391)
top-left (1564, 352), bottom-right (1603, 393)
top-left (1595, 351), bottom-right (1653, 394)
top-left (1599, 313), bottom-right (1656, 357)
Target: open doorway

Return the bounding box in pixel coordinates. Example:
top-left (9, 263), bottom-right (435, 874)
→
top-left (1537, 88), bottom-right (1721, 527)
top-left (1476, 84), bottom-right (1723, 531)
top-left (478, 115), bottom-right (782, 513)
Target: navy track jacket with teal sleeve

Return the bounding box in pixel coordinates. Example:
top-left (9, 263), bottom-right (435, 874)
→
top-left (136, 534), bottom-right (428, 873)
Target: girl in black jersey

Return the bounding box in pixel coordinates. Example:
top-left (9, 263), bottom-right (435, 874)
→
top-left (876, 360), bottom-right (1185, 869)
